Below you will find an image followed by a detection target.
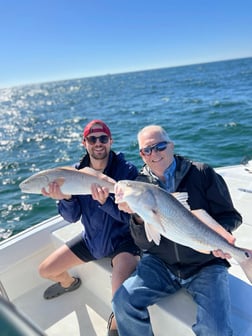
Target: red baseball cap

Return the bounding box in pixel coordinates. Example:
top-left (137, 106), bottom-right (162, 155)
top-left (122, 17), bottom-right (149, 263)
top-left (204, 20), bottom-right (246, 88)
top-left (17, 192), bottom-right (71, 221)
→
top-left (83, 120), bottom-right (111, 138)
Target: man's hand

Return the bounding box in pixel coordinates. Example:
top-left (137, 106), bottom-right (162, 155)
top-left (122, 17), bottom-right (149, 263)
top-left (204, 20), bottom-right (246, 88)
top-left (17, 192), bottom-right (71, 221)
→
top-left (212, 236), bottom-right (235, 259)
top-left (41, 182), bottom-right (71, 200)
top-left (212, 249), bottom-right (232, 259)
top-left (117, 202), bottom-right (134, 214)
top-left (90, 183), bottom-right (110, 205)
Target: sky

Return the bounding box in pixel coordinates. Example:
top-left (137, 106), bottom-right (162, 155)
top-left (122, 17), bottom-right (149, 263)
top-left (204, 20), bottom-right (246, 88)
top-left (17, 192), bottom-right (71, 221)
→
top-left (1, 0), bottom-right (251, 88)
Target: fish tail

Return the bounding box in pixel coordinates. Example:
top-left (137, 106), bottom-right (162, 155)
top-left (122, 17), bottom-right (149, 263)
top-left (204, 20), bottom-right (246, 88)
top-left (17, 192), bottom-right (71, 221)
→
top-left (237, 248), bottom-right (252, 284)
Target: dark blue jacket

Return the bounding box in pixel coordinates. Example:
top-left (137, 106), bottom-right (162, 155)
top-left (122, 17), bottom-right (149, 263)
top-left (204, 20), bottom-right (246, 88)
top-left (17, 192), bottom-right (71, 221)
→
top-left (58, 151), bottom-right (138, 259)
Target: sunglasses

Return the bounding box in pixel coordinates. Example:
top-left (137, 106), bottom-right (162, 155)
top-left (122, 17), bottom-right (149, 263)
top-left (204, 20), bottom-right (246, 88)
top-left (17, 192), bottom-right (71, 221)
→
top-left (85, 135), bottom-right (110, 145)
top-left (140, 141), bottom-right (169, 156)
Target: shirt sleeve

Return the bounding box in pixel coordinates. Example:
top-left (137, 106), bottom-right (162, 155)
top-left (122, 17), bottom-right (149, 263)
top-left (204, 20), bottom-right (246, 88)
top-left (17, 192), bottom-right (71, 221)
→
top-left (57, 196), bottom-right (82, 223)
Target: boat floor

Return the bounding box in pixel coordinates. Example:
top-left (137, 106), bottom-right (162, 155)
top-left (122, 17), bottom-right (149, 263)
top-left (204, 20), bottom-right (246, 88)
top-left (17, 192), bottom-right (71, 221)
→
top-left (14, 273), bottom-right (109, 336)
top-left (1, 163), bottom-right (252, 335)
top-left (7, 222), bottom-right (199, 336)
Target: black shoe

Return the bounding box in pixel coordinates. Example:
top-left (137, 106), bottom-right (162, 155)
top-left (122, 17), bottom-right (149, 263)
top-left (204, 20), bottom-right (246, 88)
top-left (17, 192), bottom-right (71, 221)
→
top-left (43, 277), bottom-right (81, 299)
top-left (107, 312), bottom-right (119, 336)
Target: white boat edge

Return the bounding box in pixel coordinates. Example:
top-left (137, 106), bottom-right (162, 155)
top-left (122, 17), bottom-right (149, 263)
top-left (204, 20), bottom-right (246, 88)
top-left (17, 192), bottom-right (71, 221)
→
top-left (0, 163), bottom-right (252, 336)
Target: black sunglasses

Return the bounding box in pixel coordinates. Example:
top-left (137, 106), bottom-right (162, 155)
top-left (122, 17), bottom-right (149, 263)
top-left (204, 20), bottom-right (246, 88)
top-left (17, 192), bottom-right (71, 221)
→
top-left (85, 135), bottom-right (110, 145)
top-left (140, 141), bottom-right (169, 156)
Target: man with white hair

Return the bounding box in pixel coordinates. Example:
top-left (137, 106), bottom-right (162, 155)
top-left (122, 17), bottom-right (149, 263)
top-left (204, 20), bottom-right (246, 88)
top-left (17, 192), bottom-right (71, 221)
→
top-left (113, 124), bottom-right (242, 336)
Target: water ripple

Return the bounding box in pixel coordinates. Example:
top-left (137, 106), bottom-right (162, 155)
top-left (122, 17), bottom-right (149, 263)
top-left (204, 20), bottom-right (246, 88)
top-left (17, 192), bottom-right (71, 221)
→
top-left (0, 57), bottom-right (251, 238)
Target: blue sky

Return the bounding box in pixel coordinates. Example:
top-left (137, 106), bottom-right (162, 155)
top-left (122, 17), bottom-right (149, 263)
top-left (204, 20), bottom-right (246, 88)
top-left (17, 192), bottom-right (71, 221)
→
top-left (1, 0), bottom-right (251, 88)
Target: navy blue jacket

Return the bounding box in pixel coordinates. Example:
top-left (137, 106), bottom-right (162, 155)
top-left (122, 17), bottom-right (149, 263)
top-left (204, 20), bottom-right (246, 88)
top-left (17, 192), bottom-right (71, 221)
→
top-left (130, 155), bottom-right (242, 279)
top-left (58, 151), bottom-right (138, 259)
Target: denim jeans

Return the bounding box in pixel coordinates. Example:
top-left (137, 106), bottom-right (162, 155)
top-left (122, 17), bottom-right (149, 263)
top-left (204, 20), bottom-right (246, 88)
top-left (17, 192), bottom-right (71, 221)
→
top-left (112, 254), bottom-right (233, 336)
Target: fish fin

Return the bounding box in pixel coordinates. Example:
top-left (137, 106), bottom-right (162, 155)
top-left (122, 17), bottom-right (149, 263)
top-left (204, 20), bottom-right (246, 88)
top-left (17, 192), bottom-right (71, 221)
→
top-left (151, 208), bottom-right (169, 234)
top-left (144, 222), bottom-right (161, 245)
top-left (238, 249), bottom-right (252, 284)
top-left (191, 209), bottom-right (235, 244)
top-left (171, 192), bottom-right (191, 210)
top-left (55, 166), bottom-right (78, 173)
top-left (79, 167), bottom-right (100, 174)
top-left (79, 167), bottom-right (116, 184)
top-left (195, 249), bottom-right (211, 254)
top-left (58, 166), bottom-right (76, 170)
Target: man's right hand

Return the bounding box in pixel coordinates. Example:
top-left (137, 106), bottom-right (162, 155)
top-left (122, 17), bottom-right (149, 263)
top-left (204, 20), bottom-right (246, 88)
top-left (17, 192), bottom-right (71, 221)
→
top-left (118, 202), bottom-right (134, 214)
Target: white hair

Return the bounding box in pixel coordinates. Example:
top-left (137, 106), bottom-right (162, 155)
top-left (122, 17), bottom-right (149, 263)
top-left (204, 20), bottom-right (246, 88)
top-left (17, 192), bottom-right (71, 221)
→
top-left (137, 125), bottom-right (171, 143)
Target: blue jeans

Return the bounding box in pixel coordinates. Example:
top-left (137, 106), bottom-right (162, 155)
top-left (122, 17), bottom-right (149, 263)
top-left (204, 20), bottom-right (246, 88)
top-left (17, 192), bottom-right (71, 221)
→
top-left (112, 254), bottom-right (233, 336)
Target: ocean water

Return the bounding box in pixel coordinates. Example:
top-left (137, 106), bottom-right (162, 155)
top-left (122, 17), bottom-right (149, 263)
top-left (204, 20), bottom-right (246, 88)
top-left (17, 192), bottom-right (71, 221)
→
top-left (0, 57), bottom-right (251, 239)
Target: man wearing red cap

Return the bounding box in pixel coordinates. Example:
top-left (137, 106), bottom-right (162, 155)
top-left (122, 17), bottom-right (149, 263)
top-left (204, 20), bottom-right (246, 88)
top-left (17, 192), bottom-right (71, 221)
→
top-left (39, 120), bottom-right (140, 335)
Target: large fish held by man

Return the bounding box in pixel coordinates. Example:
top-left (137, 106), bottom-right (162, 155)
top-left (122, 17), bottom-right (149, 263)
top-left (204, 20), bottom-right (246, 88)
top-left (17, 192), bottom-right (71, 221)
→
top-left (19, 166), bottom-right (116, 195)
top-left (114, 180), bottom-right (252, 284)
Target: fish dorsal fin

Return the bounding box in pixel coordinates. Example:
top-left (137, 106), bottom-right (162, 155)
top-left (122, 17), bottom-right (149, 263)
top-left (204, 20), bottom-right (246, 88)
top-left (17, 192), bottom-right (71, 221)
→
top-left (79, 167), bottom-right (116, 184)
top-left (144, 222), bottom-right (161, 245)
top-left (191, 209), bottom-right (235, 244)
top-left (171, 192), bottom-right (191, 210)
top-left (58, 166), bottom-right (77, 171)
top-left (79, 167), bottom-right (101, 175)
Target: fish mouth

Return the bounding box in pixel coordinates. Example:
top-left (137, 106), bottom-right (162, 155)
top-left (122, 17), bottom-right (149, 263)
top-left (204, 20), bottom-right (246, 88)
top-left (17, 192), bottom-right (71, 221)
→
top-left (19, 182), bottom-right (26, 191)
top-left (19, 184), bottom-right (31, 193)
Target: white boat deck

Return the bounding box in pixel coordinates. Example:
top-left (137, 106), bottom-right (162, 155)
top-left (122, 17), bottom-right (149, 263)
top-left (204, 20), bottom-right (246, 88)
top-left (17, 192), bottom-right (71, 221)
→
top-left (0, 163), bottom-right (252, 335)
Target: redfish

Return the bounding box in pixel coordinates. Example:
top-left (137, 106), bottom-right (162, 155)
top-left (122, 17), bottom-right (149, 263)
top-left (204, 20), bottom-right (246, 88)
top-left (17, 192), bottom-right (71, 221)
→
top-left (115, 180), bottom-right (252, 284)
top-left (20, 167), bottom-right (115, 195)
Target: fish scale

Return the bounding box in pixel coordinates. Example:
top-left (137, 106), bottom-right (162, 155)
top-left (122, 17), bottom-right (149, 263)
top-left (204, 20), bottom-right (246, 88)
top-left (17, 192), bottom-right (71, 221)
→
top-left (150, 192), bottom-right (224, 250)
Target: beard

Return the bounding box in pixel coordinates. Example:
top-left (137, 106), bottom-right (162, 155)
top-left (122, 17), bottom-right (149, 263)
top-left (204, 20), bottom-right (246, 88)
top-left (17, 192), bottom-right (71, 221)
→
top-left (89, 147), bottom-right (108, 160)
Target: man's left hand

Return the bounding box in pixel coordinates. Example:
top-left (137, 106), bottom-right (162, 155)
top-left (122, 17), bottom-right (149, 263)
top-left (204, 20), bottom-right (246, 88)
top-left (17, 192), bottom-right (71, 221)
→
top-left (91, 183), bottom-right (110, 205)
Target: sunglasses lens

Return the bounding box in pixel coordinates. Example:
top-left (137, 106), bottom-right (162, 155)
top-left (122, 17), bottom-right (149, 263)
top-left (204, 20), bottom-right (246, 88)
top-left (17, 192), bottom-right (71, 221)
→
top-left (156, 142), bottom-right (167, 151)
top-left (142, 148), bottom-right (152, 156)
top-left (99, 135), bottom-right (109, 144)
top-left (140, 141), bottom-right (168, 156)
top-left (87, 136), bottom-right (96, 144)
top-left (86, 135), bottom-right (109, 144)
